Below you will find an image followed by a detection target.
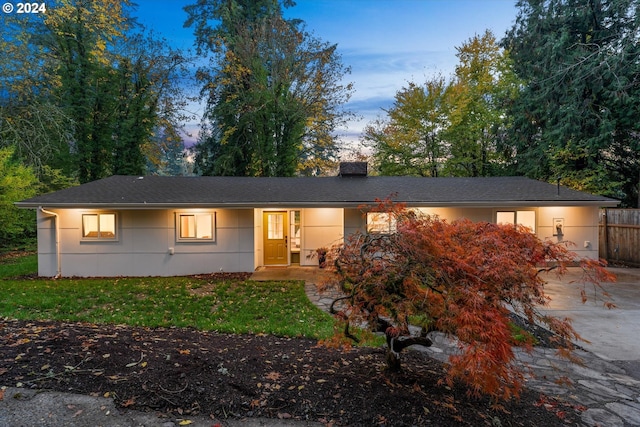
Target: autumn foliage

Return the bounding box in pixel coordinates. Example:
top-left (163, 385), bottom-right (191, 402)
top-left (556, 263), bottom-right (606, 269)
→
top-left (325, 199), bottom-right (615, 401)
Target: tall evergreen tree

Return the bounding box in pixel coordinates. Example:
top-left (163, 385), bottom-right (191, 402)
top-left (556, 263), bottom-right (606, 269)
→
top-left (503, 0), bottom-right (640, 206)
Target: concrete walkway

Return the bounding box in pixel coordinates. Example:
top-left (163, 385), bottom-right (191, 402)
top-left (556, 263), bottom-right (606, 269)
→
top-left (253, 266), bottom-right (640, 427)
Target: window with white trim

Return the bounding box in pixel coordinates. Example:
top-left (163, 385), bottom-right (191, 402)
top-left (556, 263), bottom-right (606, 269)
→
top-left (82, 213), bottom-right (117, 240)
top-left (177, 212), bottom-right (215, 241)
top-left (496, 210), bottom-right (536, 232)
top-left (367, 212), bottom-right (396, 234)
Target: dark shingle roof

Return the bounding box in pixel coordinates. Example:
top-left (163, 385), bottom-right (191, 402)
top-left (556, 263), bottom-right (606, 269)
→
top-left (16, 175), bottom-right (619, 209)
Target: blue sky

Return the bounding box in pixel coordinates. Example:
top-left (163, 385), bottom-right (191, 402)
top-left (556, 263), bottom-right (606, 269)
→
top-left (135, 0), bottom-right (518, 147)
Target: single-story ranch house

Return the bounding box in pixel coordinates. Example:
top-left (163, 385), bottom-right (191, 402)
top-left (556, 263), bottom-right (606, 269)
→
top-left (16, 162), bottom-right (619, 277)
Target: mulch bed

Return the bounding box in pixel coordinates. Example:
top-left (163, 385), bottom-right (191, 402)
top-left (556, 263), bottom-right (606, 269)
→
top-left (0, 320), bottom-right (583, 427)
top-left (0, 270), bottom-right (583, 426)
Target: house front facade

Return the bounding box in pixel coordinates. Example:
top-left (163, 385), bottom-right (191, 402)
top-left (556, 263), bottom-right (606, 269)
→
top-left (17, 164), bottom-right (619, 277)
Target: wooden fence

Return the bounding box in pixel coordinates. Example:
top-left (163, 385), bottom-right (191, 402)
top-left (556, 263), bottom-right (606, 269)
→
top-left (599, 209), bottom-right (640, 266)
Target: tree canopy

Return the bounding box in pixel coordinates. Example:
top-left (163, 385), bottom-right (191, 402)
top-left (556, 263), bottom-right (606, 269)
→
top-left (0, 0), bottom-right (192, 184)
top-left (363, 31), bottom-right (518, 178)
top-left (0, 147), bottom-right (38, 247)
top-left (185, 0), bottom-right (353, 176)
top-left (503, 0), bottom-right (640, 207)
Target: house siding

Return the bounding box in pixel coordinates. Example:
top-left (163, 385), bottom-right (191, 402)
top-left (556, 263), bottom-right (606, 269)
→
top-left (344, 206), bottom-right (601, 260)
top-left (36, 208), bottom-right (254, 277)
top-left (300, 208), bottom-right (344, 266)
top-left (34, 204), bottom-right (602, 278)
top-left (538, 206), bottom-right (600, 259)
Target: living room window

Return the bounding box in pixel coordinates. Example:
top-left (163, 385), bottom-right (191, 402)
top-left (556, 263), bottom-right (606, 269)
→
top-left (82, 213), bottom-right (117, 239)
top-left (177, 212), bottom-right (215, 241)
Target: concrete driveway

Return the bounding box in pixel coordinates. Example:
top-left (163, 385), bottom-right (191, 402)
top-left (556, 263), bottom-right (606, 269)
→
top-left (539, 267), bottom-right (640, 361)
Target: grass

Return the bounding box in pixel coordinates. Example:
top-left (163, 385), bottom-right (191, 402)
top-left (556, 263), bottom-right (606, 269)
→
top-left (0, 252), bottom-right (37, 277)
top-left (0, 253), bottom-right (341, 341)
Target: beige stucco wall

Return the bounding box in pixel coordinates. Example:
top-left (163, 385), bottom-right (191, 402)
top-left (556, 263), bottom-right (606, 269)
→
top-left (36, 208), bottom-right (254, 277)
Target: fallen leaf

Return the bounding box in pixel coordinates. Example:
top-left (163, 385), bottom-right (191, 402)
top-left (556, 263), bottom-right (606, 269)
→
top-left (265, 371), bottom-right (280, 381)
top-left (0, 389), bottom-right (5, 401)
top-left (179, 349), bottom-right (190, 355)
top-left (40, 364), bottom-right (50, 371)
top-left (178, 420), bottom-right (193, 425)
top-left (316, 379), bottom-right (327, 383)
top-left (122, 397), bottom-right (135, 407)
top-left (103, 353), bottom-right (111, 358)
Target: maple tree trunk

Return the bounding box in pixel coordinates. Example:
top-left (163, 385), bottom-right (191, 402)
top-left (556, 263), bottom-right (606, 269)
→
top-left (385, 330), bottom-right (433, 372)
top-left (386, 348), bottom-right (402, 372)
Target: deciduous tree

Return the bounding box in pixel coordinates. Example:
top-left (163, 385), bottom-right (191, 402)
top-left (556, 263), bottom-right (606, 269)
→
top-left (1, 1), bottom-right (191, 182)
top-left (444, 30), bottom-right (519, 177)
top-left (185, 0), bottom-right (352, 176)
top-left (0, 147), bottom-right (38, 247)
top-left (326, 200), bottom-right (615, 401)
top-left (363, 31), bottom-right (518, 178)
top-left (362, 77), bottom-right (449, 177)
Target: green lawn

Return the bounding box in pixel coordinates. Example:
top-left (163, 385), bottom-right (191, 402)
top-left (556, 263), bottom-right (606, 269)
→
top-left (0, 253), bottom-right (339, 340)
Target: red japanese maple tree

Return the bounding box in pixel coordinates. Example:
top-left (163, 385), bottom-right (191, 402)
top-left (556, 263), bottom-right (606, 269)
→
top-left (325, 199), bottom-right (615, 400)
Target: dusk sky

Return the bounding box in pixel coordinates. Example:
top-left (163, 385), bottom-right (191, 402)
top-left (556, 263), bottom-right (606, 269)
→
top-left (135, 0), bottom-right (519, 148)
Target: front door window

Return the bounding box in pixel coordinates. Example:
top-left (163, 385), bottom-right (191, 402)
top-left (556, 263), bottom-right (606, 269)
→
top-left (264, 212), bottom-right (288, 265)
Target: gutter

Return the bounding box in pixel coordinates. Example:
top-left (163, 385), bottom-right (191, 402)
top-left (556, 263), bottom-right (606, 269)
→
top-left (16, 199), bottom-right (621, 209)
top-left (39, 207), bottom-right (61, 278)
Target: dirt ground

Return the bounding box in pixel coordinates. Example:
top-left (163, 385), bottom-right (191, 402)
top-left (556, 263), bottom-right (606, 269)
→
top-left (0, 263), bottom-right (581, 426)
top-left (0, 319), bottom-right (581, 427)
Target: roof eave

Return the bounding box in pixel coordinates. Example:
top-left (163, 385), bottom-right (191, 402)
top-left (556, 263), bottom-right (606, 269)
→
top-left (16, 199), bottom-right (620, 209)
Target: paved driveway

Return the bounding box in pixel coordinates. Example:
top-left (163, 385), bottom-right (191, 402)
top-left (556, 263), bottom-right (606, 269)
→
top-left (539, 267), bottom-right (640, 361)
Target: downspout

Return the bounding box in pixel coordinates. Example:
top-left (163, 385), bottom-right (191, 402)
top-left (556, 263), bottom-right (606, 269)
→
top-left (39, 207), bottom-right (61, 278)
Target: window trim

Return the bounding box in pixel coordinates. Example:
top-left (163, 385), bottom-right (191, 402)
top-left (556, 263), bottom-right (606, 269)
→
top-left (176, 212), bottom-right (216, 242)
top-left (81, 212), bottom-right (118, 241)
